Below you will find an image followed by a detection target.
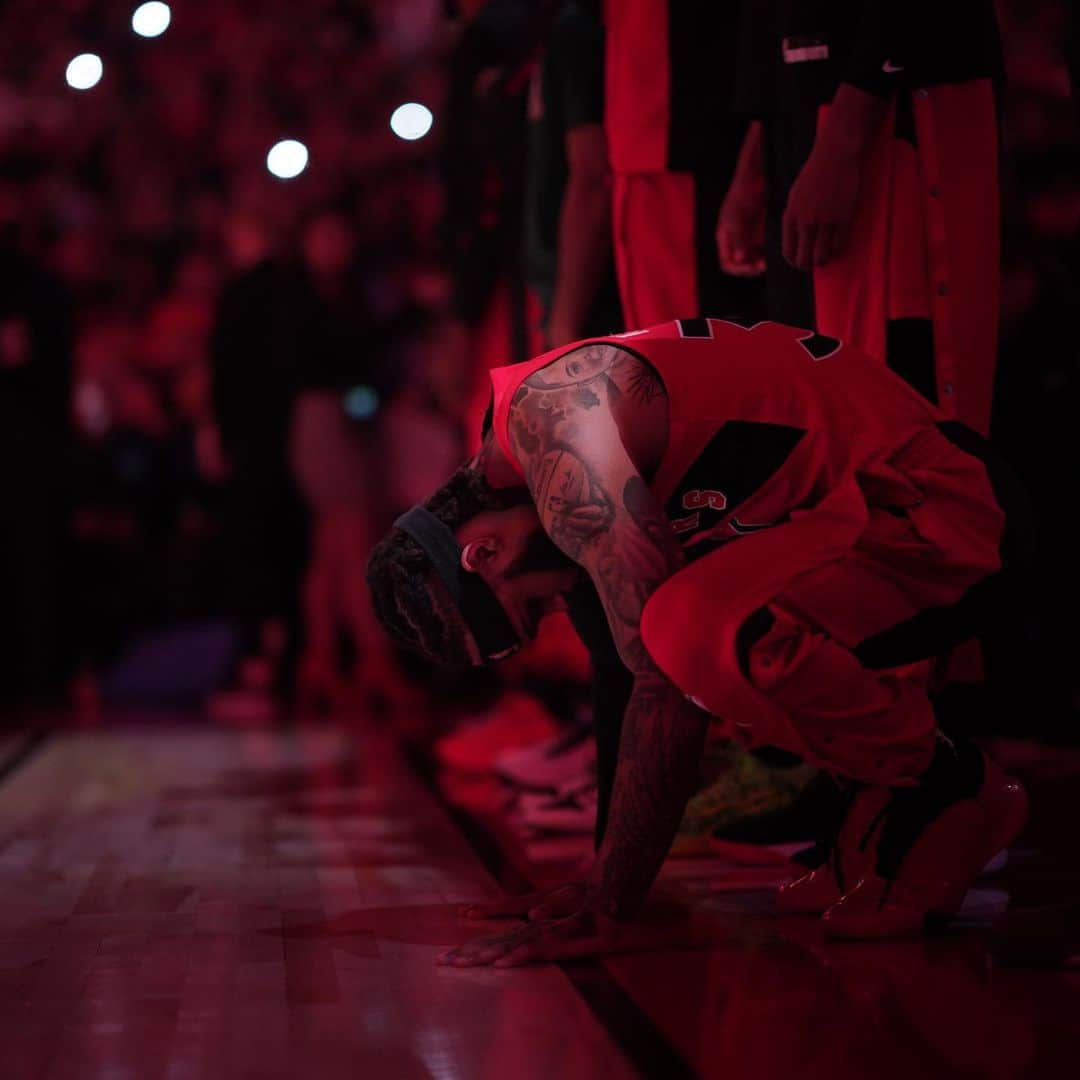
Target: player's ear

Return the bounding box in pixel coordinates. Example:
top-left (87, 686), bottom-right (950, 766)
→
top-left (460, 536), bottom-right (500, 574)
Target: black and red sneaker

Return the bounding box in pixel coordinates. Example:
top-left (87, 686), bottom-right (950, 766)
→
top-left (822, 743), bottom-right (1028, 939)
top-left (776, 784), bottom-right (892, 915)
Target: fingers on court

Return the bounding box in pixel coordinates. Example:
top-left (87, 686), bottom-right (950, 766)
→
top-left (458, 894), bottom-right (536, 919)
top-left (493, 931), bottom-right (608, 967)
top-left (528, 883), bottom-right (587, 920)
top-left (437, 943), bottom-right (507, 967)
top-left (527, 894), bottom-right (574, 921)
top-left (491, 928), bottom-right (562, 967)
top-left (493, 942), bottom-right (541, 968)
top-left (527, 901), bottom-right (575, 921)
top-left (459, 903), bottom-right (507, 920)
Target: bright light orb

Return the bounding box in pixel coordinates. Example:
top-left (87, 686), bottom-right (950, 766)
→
top-left (390, 103), bottom-right (433, 141)
top-left (66, 53), bottom-right (103, 91)
top-left (266, 139), bottom-right (309, 180)
top-left (132, 2), bottom-right (172, 38)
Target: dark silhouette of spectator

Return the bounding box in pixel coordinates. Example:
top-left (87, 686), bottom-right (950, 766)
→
top-left (602, 0), bottom-right (763, 329)
top-left (725, 0), bottom-right (1004, 435)
top-left (0, 201), bottom-right (73, 711)
top-left (207, 211), bottom-right (306, 719)
top-left (524, 1), bottom-right (622, 347)
top-left (284, 209), bottom-right (409, 713)
top-left (439, 0), bottom-right (562, 451)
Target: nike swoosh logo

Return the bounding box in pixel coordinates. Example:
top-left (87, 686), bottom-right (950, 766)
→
top-left (882, 60), bottom-right (905, 73)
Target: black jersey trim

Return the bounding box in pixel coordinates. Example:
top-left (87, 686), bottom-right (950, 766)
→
top-left (664, 420), bottom-right (807, 558)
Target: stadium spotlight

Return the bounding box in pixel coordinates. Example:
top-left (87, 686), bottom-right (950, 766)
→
top-left (266, 139), bottom-right (309, 180)
top-left (390, 103), bottom-right (434, 141)
top-left (66, 54), bottom-right (103, 90)
top-left (132, 2), bottom-right (171, 38)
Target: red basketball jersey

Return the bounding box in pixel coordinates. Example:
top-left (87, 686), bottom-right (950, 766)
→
top-left (489, 318), bottom-right (1006, 729)
top-left (491, 317), bottom-right (956, 562)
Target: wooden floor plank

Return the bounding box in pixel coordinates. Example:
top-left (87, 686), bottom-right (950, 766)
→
top-left (0, 726), bottom-right (638, 1080)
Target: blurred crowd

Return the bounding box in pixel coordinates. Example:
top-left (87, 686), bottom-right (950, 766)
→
top-left (0, 0), bottom-right (467, 718)
top-left (0, 0), bottom-right (1076, 747)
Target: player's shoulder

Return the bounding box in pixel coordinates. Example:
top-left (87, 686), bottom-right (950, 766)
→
top-left (522, 341), bottom-right (622, 393)
top-left (517, 341), bottom-right (664, 408)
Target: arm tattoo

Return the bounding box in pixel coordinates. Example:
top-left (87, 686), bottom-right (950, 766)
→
top-left (623, 360), bottom-right (664, 404)
top-left (507, 344), bottom-right (706, 921)
top-left (533, 448), bottom-right (615, 559)
top-left (594, 670), bottom-right (704, 917)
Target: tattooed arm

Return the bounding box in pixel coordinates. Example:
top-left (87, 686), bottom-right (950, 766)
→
top-left (436, 346), bottom-right (708, 967)
top-left (511, 346), bottom-right (708, 920)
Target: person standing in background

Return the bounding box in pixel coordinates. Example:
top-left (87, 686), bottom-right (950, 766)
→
top-left (574, 3), bottom-right (830, 849)
top-left (208, 210), bottom-right (306, 722)
top-left (440, 0), bottom-right (555, 453)
top-left (602, 0), bottom-right (763, 329)
top-left (0, 210), bottom-right (73, 713)
top-left (285, 210), bottom-right (409, 714)
top-left (721, 0), bottom-right (1005, 437)
top-left (524, 0), bottom-right (622, 348)
top-left (719, 2), bottom-right (1063, 742)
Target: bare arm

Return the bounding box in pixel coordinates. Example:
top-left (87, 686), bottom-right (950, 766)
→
top-left (509, 346), bottom-right (708, 919)
top-left (781, 82), bottom-right (889, 272)
top-left (782, 83), bottom-right (890, 270)
top-left (546, 124), bottom-right (613, 348)
top-left (718, 120), bottom-right (767, 277)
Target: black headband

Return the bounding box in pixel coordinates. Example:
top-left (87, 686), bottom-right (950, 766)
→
top-left (394, 506), bottom-right (521, 662)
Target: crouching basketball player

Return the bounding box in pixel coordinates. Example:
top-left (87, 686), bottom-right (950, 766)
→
top-left (367, 317), bottom-right (1030, 965)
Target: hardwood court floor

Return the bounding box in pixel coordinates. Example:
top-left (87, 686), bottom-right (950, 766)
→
top-left (0, 726), bottom-right (634, 1080)
top-left (1, 721), bottom-right (1078, 1079)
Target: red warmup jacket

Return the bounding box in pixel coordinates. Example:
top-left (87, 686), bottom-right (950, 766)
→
top-left (489, 318), bottom-right (1004, 749)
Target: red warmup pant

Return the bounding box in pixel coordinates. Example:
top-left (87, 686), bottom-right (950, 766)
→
top-left (814, 80), bottom-right (1001, 685)
top-left (813, 80), bottom-right (1000, 438)
top-left (642, 426), bottom-right (1008, 786)
top-left (613, 172), bottom-right (701, 329)
top-left (613, 170), bottom-right (762, 332)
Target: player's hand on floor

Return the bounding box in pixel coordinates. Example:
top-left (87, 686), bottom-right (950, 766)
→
top-left (438, 908), bottom-right (617, 968)
top-left (458, 881), bottom-right (590, 922)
